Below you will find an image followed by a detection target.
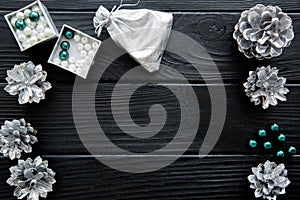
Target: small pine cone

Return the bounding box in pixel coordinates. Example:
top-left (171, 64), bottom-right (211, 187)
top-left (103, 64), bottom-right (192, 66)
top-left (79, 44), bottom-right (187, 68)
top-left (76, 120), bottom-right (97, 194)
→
top-left (233, 4), bottom-right (294, 59)
top-left (7, 156), bottom-right (56, 200)
top-left (243, 65), bottom-right (289, 109)
top-left (4, 61), bottom-right (52, 104)
top-left (0, 118), bottom-right (37, 160)
top-left (248, 160), bottom-right (290, 200)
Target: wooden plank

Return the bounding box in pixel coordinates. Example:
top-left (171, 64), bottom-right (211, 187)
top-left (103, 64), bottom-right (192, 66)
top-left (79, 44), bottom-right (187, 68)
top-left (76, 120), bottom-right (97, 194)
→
top-left (0, 12), bottom-right (299, 83)
top-left (0, 83), bottom-right (299, 155)
top-left (0, 0), bottom-right (300, 12)
top-left (0, 156), bottom-right (299, 199)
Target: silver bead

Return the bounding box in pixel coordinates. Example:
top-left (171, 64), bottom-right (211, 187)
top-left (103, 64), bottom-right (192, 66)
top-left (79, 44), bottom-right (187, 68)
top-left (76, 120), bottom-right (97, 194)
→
top-left (84, 44), bottom-right (91, 51)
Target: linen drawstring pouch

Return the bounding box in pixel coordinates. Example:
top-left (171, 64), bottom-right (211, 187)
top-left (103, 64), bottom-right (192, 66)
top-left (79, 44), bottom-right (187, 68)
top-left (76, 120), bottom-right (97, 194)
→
top-left (93, 1), bottom-right (173, 72)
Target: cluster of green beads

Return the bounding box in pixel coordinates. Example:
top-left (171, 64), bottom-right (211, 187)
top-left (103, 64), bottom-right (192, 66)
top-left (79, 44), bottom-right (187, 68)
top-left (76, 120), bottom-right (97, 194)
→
top-left (249, 123), bottom-right (297, 158)
top-left (59, 30), bottom-right (74, 61)
top-left (15, 11), bottom-right (40, 30)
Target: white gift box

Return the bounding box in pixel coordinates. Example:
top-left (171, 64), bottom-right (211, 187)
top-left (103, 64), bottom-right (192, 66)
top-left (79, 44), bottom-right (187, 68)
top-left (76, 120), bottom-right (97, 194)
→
top-left (4, 0), bottom-right (58, 51)
top-left (48, 25), bottom-right (101, 79)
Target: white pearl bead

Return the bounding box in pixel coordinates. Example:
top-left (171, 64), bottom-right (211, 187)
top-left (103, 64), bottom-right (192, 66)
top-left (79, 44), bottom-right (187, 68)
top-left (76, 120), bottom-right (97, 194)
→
top-left (74, 35), bottom-right (81, 42)
top-left (69, 64), bottom-right (76, 71)
top-left (76, 60), bottom-right (82, 67)
top-left (36, 24), bottom-right (44, 33)
top-left (80, 59), bottom-right (87, 65)
top-left (32, 5), bottom-right (42, 15)
top-left (76, 68), bottom-right (83, 74)
top-left (16, 12), bottom-right (25, 20)
top-left (15, 29), bottom-right (22, 36)
top-left (10, 16), bottom-right (17, 27)
top-left (24, 27), bottom-right (32, 36)
top-left (37, 16), bottom-right (47, 25)
top-left (54, 58), bottom-right (61, 65)
top-left (18, 34), bottom-right (26, 42)
top-left (80, 50), bottom-right (87, 58)
top-left (84, 44), bottom-right (91, 51)
top-left (92, 42), bottom-right (99, 49)
top-left (44, 27), bottom-right (53, 38)
top-left (85, 57), bottom-right (92, 64)
top-left (22, 41), bottom-right (30, 49)
top-left (77, 43), bottom-right (84, 50)
top-left (30, 36), bottom-right (38, 45)
top-left (88, 50), bottom-right (95, 57)
top-left (81, 37), bottom-right (88, 44)
top-left (69, 57), bottom-right (76, 64)
top-left (24, 9), bottom-right (31, 17)
top-left (38, 33), bottom-right (44, 40)
top-left (61, 61), bottom-right (69, 68)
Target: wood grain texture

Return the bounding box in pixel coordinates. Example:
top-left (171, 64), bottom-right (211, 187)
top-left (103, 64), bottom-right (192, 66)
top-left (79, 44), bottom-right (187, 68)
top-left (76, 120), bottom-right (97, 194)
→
top-left (0, 83), bottom-right (299, 155)
top-left (0, 12), bottom-right (300, 83)
top-left (0, 156), bottom-right (300, 200)
top-left (0, 0), bottom-right (300, 199)
top-left (0, 0), bottom-right (300, 12)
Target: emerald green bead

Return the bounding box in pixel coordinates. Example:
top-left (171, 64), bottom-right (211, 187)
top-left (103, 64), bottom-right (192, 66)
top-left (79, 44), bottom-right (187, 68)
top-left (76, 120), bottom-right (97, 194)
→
top-left (288, 146), bottom-right (297, 154)
top-left (258, 129), bottom-right (267, 137)
top-left (278, 134), bottom-right (286, 142)
top-left (271, 124), bottom-right (279, 132)
top-left (64, 30), bottom-right (74, 39)
top-left (277, 150), bottom-right (285, 157)
top-left (59, 50), bottom-right (69, 60)
top-left (15, 19), bottom-right (26, 30)
top-left (29, 11), bottom-right (40, 22)
top-left (60, 41), bottom-right (70, 50)
top-left (264, 142), bottom-right (272, 149)
top-left (249, 140), bottom-right (257, 148)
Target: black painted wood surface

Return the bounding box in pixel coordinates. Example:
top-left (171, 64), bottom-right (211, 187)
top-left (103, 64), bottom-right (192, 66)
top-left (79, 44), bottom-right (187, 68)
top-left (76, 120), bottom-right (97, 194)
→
top-left (0, 1), bottom-right (299, 199)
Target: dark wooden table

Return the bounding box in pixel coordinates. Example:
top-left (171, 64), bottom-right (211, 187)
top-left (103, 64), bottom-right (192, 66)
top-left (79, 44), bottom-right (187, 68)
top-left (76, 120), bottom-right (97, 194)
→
top-left (1, 0), bottom-right (300, 199)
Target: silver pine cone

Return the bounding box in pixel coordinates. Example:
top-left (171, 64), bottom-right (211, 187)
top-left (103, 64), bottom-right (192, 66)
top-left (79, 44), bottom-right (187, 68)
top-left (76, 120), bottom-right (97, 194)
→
top-left (243, 65), bottom-right (289, 109)
top-left (233, 4), bottom-right (294, 59)
top-left (5, 61), bottom-right (52, 104)
top-left (248, 160), bottom-right (290, 200)
top-left (7, 156), bottom-right (56, 200)
top-left (0, 118), bottom-right (37, 160)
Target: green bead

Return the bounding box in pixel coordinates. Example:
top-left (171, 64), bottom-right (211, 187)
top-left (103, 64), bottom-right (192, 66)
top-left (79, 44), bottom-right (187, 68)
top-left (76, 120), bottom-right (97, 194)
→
top-left (258, 129), bottom-right (267, 137)
top-left (264, 142), bottom-right (272, 149)
top-left (288, 146), bottom-right (297, 154)
top-left (249, 140), bottom-right (257, 148)
top-left (271, 124), bottom-right (279, 132)
top-left (277, 150), bottom-right (285, 157)
top-left (59, 50), bottom-right (69, 60)
top-left (64, 30), bottom-right (74, 39)
top-left (15, 19), bottom-right (26, 30)
top-left (29, 11), bottom-right (40, 22)
top-left (60, 41), bottom-right (70, 50)
top-left (278, 134), bottom-right (286, 142)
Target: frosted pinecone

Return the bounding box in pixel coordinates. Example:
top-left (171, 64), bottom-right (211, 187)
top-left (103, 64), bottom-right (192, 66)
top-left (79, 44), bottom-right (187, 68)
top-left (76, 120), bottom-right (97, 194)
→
top-left (5, 61), bottom-right (52, 104)
top-left (243, 65), bottom-right (289, 109)
top-left (0, 118), bottom-right (37, 160)
top-left (233, 4), bottom-right (294, 59)
top-left (7, 156), bottom-right (56, 200)
top-left (248, 160), bottom-right (290, 200)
